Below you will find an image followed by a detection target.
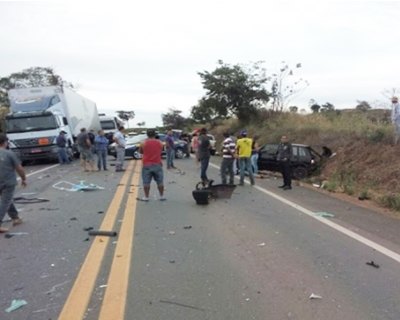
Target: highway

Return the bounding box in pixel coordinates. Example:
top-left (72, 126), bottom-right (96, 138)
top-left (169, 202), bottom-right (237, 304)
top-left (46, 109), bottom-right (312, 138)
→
top-left (1, 156), bottom-right (399, 320)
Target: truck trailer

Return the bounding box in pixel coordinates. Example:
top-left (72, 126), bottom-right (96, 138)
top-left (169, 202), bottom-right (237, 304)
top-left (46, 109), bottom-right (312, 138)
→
top-left (5, 86), bottom-right (101, 162)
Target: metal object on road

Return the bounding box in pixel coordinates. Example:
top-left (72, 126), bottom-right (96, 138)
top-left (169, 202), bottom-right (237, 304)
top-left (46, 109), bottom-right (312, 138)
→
top-left (88, 230), bottom-right (118, 237)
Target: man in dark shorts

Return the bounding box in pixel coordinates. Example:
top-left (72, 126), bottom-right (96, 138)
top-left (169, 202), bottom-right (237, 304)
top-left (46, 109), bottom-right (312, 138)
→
top-left (139, 129), bottom-right (166, 201)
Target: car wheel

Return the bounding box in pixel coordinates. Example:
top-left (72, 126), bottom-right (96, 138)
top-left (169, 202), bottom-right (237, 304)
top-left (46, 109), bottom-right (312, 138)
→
top-left (292, 166), bottom-right (308, 180)
top-left (133, 150), bottom-right (142, 159)
top-left (175, 148), bottom-right (184, 159)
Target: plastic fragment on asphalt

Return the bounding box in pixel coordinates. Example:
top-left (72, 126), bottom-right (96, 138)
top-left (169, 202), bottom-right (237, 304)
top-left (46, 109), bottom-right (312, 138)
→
top-left (5, 232), bottom-right (29, 238)
top-left (5, 299), bottom-right (28, 312)
top-left (183, 226), bottom-right (192, 229)
top-left (168, 231), bottom-right (176, 235)
top-left (99, 284), bottom-right (108, 288)
top-left (13, 197), bottom-right (49, 204)
top-left (257, 242), bottom-right (266, 247)
top-left (366, 260), bottom-right (380, 268)
top-left (88, 230), bottom-right (118, 237)
top-left (314, 211), bottom-right (335, 218)
top-left (52, 180), bottom-right (104, 192)
top-left (83, 227), bottom-right (94, 231)
top-left (309, 293), bottom-right (322, 299)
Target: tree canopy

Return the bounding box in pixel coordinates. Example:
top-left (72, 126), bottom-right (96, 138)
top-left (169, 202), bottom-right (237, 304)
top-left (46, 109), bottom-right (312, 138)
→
top-left (162, 108), bottom-right (187, 128)
top-left (194, 60), bottom-right (270, 123)
top-left (116, 110), bottom-right (135, 127)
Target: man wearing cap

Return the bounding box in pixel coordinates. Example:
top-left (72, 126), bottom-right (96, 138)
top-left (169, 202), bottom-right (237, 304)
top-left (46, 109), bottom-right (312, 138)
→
top-left (56, 130), bottom-right (70, 164)
top-left (236, 130), bottom-right (255, 186)
top-left (0, 134), bottom-right (26, 233)
top-left (391, 96), bottom-right (400, 144)
top-left (139, 129), bottom-right (166, 201)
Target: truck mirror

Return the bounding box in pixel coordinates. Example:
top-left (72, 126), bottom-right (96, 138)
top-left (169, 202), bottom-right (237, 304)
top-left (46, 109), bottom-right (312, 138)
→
top-left (63, 117), bottom-right (68, 125)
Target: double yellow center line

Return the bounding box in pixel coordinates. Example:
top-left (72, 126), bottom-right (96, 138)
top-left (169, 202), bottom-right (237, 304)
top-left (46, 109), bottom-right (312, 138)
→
top-left (59, 161), bottom-right (141, 320)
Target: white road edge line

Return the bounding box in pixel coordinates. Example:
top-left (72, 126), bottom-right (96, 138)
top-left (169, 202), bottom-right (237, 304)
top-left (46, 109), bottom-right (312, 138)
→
top-left (25, 164), bottom-right (60, 178)
top-left (209, 162), bottom-right (400, 264)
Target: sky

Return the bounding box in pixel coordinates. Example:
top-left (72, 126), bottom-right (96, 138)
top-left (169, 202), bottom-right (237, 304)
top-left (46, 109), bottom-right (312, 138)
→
top-left (0, 0), bottom-right (399, 127)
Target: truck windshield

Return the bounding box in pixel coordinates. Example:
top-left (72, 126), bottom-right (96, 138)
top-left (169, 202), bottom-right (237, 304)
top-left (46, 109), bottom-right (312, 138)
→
top-left (100, 120), bottom-right (116, 130)
top-left (6, 114), bottom-right (58, 133)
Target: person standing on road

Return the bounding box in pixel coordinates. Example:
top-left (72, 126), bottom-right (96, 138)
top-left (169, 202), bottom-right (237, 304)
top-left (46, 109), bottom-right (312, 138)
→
top-left (391, 96), bottom-right (400, 144)
top-left (251, 135), bottom-right (260, 176)
top-left (77, 128), bottom-right (95, 172)
top-left (276, 135), bottom-right (293, 190)
top-left (56, 130), bottom-right (70, 164)
top-left (139, 129), bottom-right (166, 201)
top-left (220, 132), bottom-right (236, 185)
top-left (113, 125), bottom-right (126, 172)
top-left (236, 130), bottom-right (255, 186)
top-left (191, 131), bottom-right (200, 163)
top-left (198, 127), bottom-right (211, 185)
top-left (0, 134), bottom-right (26, 233)
top-left (95, 129), bottom-right (109, 171)
top-left (165, 129), bottom-right (176, 169)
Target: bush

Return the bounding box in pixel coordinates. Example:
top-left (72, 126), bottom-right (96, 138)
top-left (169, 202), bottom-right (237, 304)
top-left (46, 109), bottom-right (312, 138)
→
top-left (379, 194), bottom-right (400, 211)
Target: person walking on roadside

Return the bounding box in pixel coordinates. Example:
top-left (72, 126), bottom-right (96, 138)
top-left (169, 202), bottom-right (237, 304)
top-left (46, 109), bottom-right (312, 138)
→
top-left (113, 125), bottom-right (126, 172)
top-left (251, 135), bottom-right (260, 176)
top-left (56, 130), bottom-right (70, 164)
top-left (198, 128), bottom-right (211, 185)
top-left (95, 129), bottom-right (109, 171)
top-left (276, 135), bottom-right (293, 190)
top-left (139, 129), bottom-right (166, 201)
top-left (77, 128), bottom-right (95, 172)
top-left (0, 134), bottom-right (26, 233)
top-left (236, 129), bottom-right (255, 186)
top-left (391, 96), bottom-right (400, 144)
top-left (165, 129), bottom-right (176, 169)
top-left (220, 132), bottom-right (236, 185)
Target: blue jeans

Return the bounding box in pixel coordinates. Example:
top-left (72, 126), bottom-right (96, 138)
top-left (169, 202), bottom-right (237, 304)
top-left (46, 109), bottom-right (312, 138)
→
top-left (200, 156), bottom-right (210, 182)
top-left (220, 158), bottom-right (234, 184)
top-left (58, 147), bottom-right (70, 164)
top-left (96, 149), bottom-right (107, 170)
top-left (239, 157), bottom-right (255, 185)
top-left (251, 153), bottom-right (259, 174)
top-left (166, 149), bottom-right (175, 168)
top-left (0, 184), bottom-right (18, 225)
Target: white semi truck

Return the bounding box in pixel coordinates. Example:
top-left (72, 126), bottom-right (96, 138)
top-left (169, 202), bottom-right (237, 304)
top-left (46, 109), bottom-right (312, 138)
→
top-left (5, 86), bottom-right (101, 162)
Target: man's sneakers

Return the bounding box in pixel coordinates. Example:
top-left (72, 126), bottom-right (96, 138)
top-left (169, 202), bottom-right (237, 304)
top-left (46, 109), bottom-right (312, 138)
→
top-left (12, 218), bottom-right (23, 226)
top-left (283, 186), bottom-right (292, 190)
top-left (159, 196), bottom-right (166, 201)
top-left (0, 227), bottom-right (9, 233)
top-left (137, 196), bottom-right (149, 202)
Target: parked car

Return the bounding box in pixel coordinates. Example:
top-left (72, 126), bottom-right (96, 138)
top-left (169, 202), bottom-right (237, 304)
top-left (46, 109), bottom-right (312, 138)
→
top-left (108, 133), bottom-right (189, 159)
top-left (257, 143), bottom-right (331, 179)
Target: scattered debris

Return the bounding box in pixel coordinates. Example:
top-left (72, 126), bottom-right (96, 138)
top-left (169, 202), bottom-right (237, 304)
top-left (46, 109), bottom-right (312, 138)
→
top-left (45, 280), bottom-right (70, 295)
top-left (309, 293), bottom-right (322, 300)
top-left (14, 197), bottom-right (49, 204)
top-left (183, 226), bottom-right (192, 230)
top-left (88, 230), bottom-right (118, 237)
top-left (312, 183), bottom-right (321, 188)
top-left (366, 261), bottom-right (380, 269)
top-left (99, 284), bottom-right (108, 288)
top-left (5, 232), bottom-right (29, 239)
top-left (70, 217), bottom-right (78, 221)
top-left (168, 231), bottom-right (176, 235)
top-left (97, 211), bottom-right (104, 214)
top-left (5, 299), bottom-right (28, 313)
top-left (83, 227), bottom-right (94, 231)
top-left (159, 300), bottom-right (205, 312)
top-left (52, 181), bottom-right (104, 192)
top-left (169, 260), bottom-right (176, 264)
top-left (84, 238), bottom-right (90, 242)
top-left (39, 207), bottom-right (59, 211)
top-left (257, 242), bottom-right (266, 247)
top-left (314, 212), bottom-right (335, 218)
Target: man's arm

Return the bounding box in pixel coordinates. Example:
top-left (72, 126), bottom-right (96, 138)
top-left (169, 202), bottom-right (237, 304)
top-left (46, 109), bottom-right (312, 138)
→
top-left (15, 164), bottom-right (27, 187)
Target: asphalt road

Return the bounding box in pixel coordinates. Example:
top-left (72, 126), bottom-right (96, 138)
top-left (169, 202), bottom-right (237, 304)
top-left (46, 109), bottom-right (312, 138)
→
top-left (1, 156), bottom-right (400, 320)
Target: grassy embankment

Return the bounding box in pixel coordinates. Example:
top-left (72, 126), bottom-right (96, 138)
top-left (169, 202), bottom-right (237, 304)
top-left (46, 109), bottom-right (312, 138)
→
top-left (211, 109), bottom-right (400, 214)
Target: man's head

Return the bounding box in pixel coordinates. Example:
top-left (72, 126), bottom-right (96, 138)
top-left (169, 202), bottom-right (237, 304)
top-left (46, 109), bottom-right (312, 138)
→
top-left (167, 129), bottom-right (173, 136)
top-left (240, 129), bottom-right (247, 137)
top-left (118, 125), bottom-right (125, 131)
top-left (200, 127), bottom-right (207, 135)
top-left (281, 135), bottom-right (289, 143)
top-left (60, 130), bottom-right (67, 135)
top-left (147, 129), bottom-right (156, 138)
top-left (392, 96), bottom-right (398, 104)
top-left (0, 133), bottom-right (8, 146)
top-left (80, 128), bottom-right (86, 133)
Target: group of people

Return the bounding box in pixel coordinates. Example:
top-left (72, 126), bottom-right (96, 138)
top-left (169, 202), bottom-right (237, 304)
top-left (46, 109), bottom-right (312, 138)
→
top-left (55, 125), bottom-right (126, 172)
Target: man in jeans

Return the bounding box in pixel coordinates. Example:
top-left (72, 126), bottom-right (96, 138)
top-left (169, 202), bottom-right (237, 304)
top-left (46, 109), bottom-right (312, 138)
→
top-left (0, 134), bottom-right (26, 233)
top-left (56, 130), bottom-right (70, 164)
top-left (236, 129), bottom-right (255, 186)
top-left (113, 125), bottom-right (126, 172)
top-left (165, 129), bottom-right (176, 169)
top-left (139, 129), bottom-right (166, 201)
top-left (220, 132), bottom-right (236, 185)
top-left (198, 128), bottom-right (211, 185)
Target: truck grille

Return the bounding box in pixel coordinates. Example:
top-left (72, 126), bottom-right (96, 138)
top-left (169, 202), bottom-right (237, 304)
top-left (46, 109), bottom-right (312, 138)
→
top-left (13, 136), bottom-right (55, 147)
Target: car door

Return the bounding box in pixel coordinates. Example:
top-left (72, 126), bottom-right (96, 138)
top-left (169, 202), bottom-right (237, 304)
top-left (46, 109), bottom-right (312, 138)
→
top-left (258, 144), bottom-right (280, 172)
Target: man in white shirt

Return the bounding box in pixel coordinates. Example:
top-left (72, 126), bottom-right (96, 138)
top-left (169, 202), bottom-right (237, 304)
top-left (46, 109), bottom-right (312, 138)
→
top-left (391, 97), bottom-right (400, 144)
top-left (113, 125), bottom-right (126, 172)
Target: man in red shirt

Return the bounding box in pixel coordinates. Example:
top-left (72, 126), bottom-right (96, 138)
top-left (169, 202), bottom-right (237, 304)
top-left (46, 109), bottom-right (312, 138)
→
top-left (139, 129), bottom-right (165, 201)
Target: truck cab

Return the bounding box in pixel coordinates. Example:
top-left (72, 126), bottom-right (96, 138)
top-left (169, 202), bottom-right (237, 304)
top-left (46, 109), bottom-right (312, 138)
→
top-left (99, 114), bottom-right (119, 144)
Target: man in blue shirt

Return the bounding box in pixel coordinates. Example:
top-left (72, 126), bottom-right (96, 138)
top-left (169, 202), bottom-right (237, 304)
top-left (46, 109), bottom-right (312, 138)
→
top-left (56, 130), bottom-right (70, 164)
top-left (95, 130), bottom-right (109, 171)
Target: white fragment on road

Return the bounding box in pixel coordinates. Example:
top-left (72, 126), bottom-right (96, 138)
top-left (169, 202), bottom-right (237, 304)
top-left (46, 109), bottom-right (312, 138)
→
top-left (309, 293), bottom-right (323, 299)
top-left (257, 242), bottom-right (266, 247)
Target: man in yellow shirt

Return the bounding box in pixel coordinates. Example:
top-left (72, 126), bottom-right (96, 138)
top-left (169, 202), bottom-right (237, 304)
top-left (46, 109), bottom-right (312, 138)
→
top-left (236, 130), bottom-right (255, 186)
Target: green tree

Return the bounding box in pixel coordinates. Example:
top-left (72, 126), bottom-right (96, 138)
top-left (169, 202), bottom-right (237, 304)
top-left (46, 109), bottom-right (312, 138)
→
top-left (320, 102), bottom-right (335, 112)
top-left (355, 100), bottom-right (371, 112)
top-left (116, 110), bottom-right (135, 128)
top-left (197, 60), bottom-right (270, 123)
top-left (310, 103), bottom-right (321, 113)
top-left (289, 106), bottom-right (298, 113)
top-left (161, 108), bottom-right (187, 128)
